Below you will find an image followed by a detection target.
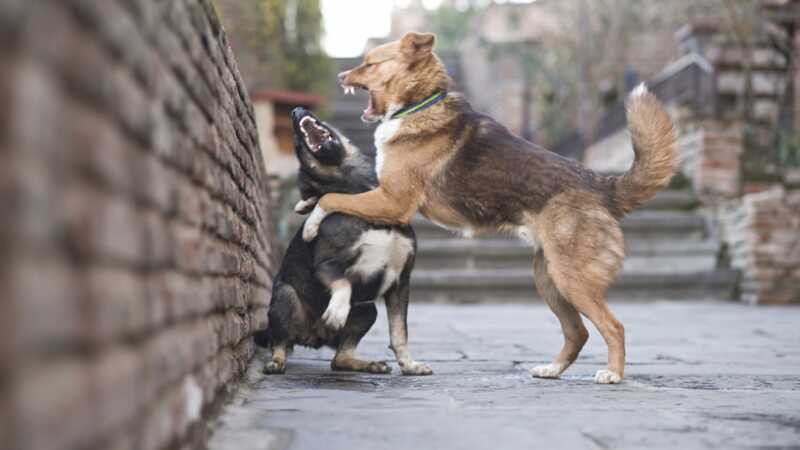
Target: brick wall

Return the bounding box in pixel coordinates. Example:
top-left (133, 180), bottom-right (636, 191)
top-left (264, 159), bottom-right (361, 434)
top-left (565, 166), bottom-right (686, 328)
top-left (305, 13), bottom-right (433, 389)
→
top-left (684, 120), bottom-right (745, 198)
top-left (724, 187), bottom-right (800, 304)
top-left (679, 14), bottom-right (798, 304)
top-left (0, 1), bottom-right (277, 449)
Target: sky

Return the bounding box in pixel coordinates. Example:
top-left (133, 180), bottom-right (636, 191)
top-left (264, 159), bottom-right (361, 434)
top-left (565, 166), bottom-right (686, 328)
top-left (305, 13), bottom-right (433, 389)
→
top-left (321, 0), bottom-right (536, 57)
top-left (321, 0), bottom-right (398, 58)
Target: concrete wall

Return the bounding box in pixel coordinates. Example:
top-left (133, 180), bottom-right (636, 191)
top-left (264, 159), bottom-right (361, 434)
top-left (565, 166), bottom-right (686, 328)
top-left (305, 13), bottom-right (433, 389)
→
top-left (0, 1), bottom-right (277, 449)
top-left (254, 100), bottom-right (298, 178)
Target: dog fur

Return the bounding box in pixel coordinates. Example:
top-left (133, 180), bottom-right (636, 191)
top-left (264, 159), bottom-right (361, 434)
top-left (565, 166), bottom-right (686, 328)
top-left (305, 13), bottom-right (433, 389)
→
top-left (302, 32), bottom-right (677, 384)
top-left (258, 107), bottom-right (432, 376)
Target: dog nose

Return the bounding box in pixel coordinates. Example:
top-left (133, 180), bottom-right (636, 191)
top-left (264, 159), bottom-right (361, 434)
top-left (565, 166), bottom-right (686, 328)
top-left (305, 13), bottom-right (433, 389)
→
top-left (337, 71), bottom-right (348, 84)
top-left (292, 107), bottom-right (307, 119)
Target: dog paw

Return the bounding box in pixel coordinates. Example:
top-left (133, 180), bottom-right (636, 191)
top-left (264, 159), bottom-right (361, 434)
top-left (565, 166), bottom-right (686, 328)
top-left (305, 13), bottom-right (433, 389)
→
top-left (594, 369), bottom-right (622, 384)
top-left (263, 360), bottom-right (286, 375)
top-left (400, 361), bottom-right (433, 376)
top-left (530, 363), bottom-right (564, 379)
top-left (366, 361), bottom-right (392, 374)
top-left (294, 197), bottom-right (318, 214)
top-left (321, 301), bottom-right (350, 330)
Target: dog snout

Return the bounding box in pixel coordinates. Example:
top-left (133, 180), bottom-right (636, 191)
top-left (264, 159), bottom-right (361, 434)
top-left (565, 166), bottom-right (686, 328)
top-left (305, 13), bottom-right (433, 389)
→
top-left (292, 107), bottom-right (308, 121)
top-left (337, 71), bottom-right (349, 85)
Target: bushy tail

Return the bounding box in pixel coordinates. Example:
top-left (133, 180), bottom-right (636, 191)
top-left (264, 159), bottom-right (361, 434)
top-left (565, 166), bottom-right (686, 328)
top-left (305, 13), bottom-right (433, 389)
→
top-left (614, 84), bottom-right (677, 215)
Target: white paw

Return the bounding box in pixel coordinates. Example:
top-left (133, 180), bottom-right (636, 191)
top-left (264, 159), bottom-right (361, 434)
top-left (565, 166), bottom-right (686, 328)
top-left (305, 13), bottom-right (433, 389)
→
top-left (530, 363), bottom-right (565, 379)
top-left (322, 303), bottom-right (350, 330)
top-left (302, 205), bottom-right (328, 241)
top-left (594, 369), bottom-right (622, 384)
top-left (294, 197), bottom-right (318, 214)
top-left (322, 282), bottom-right (351, 330)
top-left (400, 361), bottom-right (433, 376)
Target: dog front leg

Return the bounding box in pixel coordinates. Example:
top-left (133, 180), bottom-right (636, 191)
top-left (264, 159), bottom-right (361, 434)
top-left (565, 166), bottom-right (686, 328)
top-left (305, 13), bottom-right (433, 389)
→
top-left (384, 273), bottom-right (432, 376)
top-left (322, 279), bottom-right (352, 330)
top-left (302, 188), bottom-right (416, 241)
top-left (293, 196), bottom-right (318, 214)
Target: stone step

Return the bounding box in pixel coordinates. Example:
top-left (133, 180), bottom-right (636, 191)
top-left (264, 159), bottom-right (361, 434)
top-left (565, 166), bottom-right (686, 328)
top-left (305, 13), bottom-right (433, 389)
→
top-left (415, 238), bottom-right (720, 272)
top-left (411, 210), bottom-right (708, 240)
top-left (409, 269), bottom-right (739, 302)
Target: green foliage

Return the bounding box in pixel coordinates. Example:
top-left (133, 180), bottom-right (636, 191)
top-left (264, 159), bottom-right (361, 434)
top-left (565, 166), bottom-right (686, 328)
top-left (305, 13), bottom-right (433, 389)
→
top-left (220, 0), bottom-right (332, 95)
top-left (776, 132), bottom-right (800, 168)
top-left (424, 3), bottom-right (478, 51)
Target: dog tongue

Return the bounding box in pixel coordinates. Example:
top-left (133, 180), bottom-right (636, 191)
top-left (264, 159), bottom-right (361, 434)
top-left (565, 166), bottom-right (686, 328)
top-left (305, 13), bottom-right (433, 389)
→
top-left (362, 93), bottom-right (375, 121)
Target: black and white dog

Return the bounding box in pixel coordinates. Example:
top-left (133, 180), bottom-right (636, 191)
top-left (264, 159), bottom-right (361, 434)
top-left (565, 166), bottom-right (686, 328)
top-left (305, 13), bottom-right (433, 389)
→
top-left (260, 107), bottom-right (432, 376)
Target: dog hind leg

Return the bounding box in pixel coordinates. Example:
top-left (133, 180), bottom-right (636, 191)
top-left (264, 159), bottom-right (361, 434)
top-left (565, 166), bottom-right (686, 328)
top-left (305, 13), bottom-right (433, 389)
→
top-left (537, 194), bottom-right (626, 384)
top-left (384, 274), bottom-right (433, 376)
top-left (264, 342), bottom-right (288, 374)
top-left (530, 250), bottom-right (589, 379)
top-left (331, 304), bottom-right (391, 374)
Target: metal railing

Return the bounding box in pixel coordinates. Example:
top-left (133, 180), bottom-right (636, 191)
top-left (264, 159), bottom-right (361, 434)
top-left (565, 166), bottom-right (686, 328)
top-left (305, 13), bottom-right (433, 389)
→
top-left (552, 52), bottom-right (716, 160)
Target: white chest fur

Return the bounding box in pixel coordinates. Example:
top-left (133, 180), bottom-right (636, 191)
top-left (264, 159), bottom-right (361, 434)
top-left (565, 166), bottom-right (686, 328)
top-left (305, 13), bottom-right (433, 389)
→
top-left (348, 229), bottom-right (414, 297)
top-left (373, 118), bottom-right (401, 181)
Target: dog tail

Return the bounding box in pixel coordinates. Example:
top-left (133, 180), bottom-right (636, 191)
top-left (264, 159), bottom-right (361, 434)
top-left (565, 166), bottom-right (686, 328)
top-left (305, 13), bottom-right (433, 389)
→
top-left (613, 84), bottom-right (677, 215)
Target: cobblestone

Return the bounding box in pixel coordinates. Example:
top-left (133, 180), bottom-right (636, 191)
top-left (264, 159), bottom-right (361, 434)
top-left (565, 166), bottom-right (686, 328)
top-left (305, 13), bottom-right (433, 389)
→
top-left (211, 302), bottom-right (800, 450)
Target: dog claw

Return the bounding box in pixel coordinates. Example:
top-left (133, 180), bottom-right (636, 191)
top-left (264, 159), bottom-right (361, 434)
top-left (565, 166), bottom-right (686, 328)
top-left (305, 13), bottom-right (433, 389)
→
top-left (594, 369), bottom-right (622, 384)
top-left (294, 197), bottom-right (318, 215)
top-left (400, 361), bottom-right (433, 376)
top-left (263, 360), bottom-right (286, 375)
top-left (530, 363), bottom-right (565, 379)
top-left (367, 361), bottom-right (392, 374)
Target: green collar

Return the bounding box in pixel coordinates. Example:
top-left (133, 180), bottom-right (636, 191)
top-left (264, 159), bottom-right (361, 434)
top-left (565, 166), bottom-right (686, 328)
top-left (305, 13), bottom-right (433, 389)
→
top-left (389, 91), bottom-right (447, 120)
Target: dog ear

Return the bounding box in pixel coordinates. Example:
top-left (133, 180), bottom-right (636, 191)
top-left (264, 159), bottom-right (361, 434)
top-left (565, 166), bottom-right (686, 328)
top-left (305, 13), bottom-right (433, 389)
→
top-left (400, 32), bottom-right (436, 61)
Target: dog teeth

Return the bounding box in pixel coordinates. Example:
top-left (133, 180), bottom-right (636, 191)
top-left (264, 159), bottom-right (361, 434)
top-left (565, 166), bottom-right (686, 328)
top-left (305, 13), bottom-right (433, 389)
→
top-left (343, 86), bottom-right (355, 95)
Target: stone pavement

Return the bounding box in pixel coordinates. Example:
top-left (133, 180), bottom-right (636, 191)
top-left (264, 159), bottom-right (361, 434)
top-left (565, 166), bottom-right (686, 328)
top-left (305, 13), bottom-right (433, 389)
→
top-left (209, 302), bottom-right (800, 450)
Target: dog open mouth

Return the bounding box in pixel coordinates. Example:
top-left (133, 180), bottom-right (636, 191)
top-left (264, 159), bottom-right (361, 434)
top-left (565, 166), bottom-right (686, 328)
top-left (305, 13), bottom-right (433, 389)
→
top-left (299, 116), bottom-right (332, 152)
top-left (342, 83), bottom-right (375, 121)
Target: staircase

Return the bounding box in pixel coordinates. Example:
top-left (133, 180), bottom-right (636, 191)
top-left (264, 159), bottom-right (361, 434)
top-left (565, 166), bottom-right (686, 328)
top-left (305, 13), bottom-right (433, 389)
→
top-left (410, 189), bottom-right (739, 302)
top-left (326, 56), bottom-right (738, 302)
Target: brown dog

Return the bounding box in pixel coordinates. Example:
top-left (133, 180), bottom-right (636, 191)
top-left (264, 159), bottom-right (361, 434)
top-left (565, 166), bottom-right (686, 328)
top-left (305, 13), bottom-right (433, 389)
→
top-left (302, 32), bottom-right (676, 384)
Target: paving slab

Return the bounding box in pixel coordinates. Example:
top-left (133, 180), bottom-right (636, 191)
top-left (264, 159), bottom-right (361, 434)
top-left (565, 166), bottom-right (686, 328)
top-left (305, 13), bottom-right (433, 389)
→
top-left (209, 302), bottom-right (800, 450)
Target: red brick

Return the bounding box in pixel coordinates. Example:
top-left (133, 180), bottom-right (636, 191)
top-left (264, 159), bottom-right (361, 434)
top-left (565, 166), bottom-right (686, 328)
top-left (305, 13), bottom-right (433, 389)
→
top-left (4, 1), bottom-right (276, 449)
top-left (10, 260), bottom-right (88, 357)
top-left (14, 360), bottom-right (95, 450)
